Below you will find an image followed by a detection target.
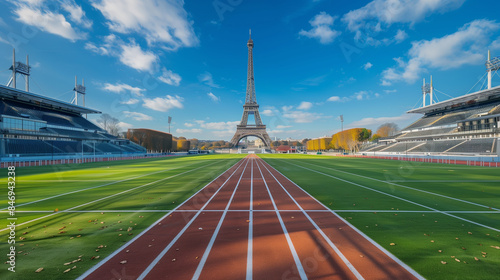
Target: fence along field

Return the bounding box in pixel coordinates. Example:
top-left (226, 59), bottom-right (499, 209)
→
top-left (0, 154), bottom-right (244, 280)
top-left (260, 154), bottom-right (500, 280)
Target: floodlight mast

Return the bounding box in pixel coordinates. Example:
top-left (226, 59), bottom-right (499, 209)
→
top-left (8, 49), bottom-right (31, 91)
top-left (486, 50), bottom-right (500, 89)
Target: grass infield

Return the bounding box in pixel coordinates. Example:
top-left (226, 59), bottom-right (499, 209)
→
top-left (0, 153), bottom-right (498, 279)
top-left (0, 154), bottom-right (244, 279)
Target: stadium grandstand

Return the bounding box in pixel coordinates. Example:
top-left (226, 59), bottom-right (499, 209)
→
top-left (362, 52), bottom-right (500, 157)
top-left (0, 50), bottom-right (146, 160)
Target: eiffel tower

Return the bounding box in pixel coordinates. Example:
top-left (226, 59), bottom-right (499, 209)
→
top-left (230, 30), bottom-right (272, 148)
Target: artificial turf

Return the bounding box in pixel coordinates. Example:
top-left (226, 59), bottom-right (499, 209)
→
top-left (0, 153), bottom-right (499, 279)
top-left (260, 154), bottom-right (500, 280)
top-left (0, 154), bottom-right (244, 279)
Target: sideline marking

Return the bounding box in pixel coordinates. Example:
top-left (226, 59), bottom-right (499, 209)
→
top-left (78, 157), bottom-right (246, 280)
top-left (261, 158), bottom-right (425, 280)
top-left (281, 160), bottom-right (500, 233)
top-left (257, 158), bottom-right (363, 280)
top-left (0, 159), bottom-right (222, 233)
top-left (255, 158), bottom-right (308, 280)
top-left (191, 158), bottom-right (250, 280)
top-left (246, 157), bottom-right (254, 280)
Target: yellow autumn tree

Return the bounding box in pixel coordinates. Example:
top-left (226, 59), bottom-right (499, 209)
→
top-left (329, 128), bottom-right (371, 152)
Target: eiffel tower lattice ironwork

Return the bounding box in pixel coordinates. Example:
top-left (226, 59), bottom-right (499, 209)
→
top-left (230, 30), bottom-right (272, 148)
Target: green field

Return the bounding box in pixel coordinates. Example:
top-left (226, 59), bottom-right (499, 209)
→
top-left (0, 154), bottom-right (244, 279)
top-left (1, 153), bottom-right (499, 279)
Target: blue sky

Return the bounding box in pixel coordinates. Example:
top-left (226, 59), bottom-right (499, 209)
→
top-left (1, 0), bottom-right (500, 140)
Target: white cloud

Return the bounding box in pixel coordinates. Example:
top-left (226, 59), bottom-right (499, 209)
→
top-left (354, 90), bottom-right (368, 100)
top-left (299, 12), bottom-right (341, 44)
top-left (198, 72), bottom-right (220, 88)
top-left (91, 0), bottom-right (198, 50)
top-left (85, 35), bottom-right (158, 72)
top-left (117, 121), bottom-right (133, 131)
top-left (61, 0), bottom-right (92, 29)
top-left (276, 125), bottom-right (292, 129)
top-left (283, 110), bottom-right (324, 123)
top-left (363, 62), bottom-right (373, 70)
top-left (261, 109), bottom-right (275, 116)
top-left (200, 121), bottom-right (240, 131)
top-left (327, 96), bottom-right (349, 102)
top-left (394, 29), bottom-right (408, 43)
top-left (382, 19), bottom-right (500, 84)
top-left (207, 92), bottom-right (220, 102)
top-left (297, 101), bottom-right (313, 110)
top-left (342, 0), bottom-right (465, 31)
top-left (158, 68), bottom-right (181, 86)
top-left (349, 114), bottom-right (418, 127)
top-left (123, 111), bottom-right (153, 121)
top-left (143, 95), bottom-right (184, 112)
top-left (11, 1), bottom-right (87, 41)
top-left (119, 41), bottom-right (157, 72)
top-left (102, 83), bottom-right (145, 97)
top-left (328, 91), bottom-right (377, 102)
top-left (176, 128), bottom-right (202, 134)
top-left (120, 98), bottom-right (139, 105)
top-left (184, 123), bottom-right (195, 127)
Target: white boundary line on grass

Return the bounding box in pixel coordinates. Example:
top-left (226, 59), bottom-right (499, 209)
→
top-left (4, 209), bottom-right (499, 214)
top-left (1, 160), bottom-right (210, 211)
top-left (0, 159), bottom-right (221, 233)
top-left (191, 158), bottom-right (250, 280)
top-left (77, 157), bottom-right (246, 280)
top-left (300, 160), bottom-right (500, 212)
top-left (261, 158), bottom-right (425, 280)
top-left (255, 158), bottom-right (308, 280)
top-left (257, 158), bottom-right (363, 280)
top-left (283, 160), bottom-right (500, 233)
top-left (246, 157), bottom-right (254, 280)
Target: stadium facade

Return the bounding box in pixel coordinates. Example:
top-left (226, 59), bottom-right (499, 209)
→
top-left (363, 53), bottom-right (500, 156)
top-left (0, 51), bottom-right (146, 160)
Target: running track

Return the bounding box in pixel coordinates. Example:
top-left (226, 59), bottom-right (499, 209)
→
top-left (78, 155), bottom-right (423, 280)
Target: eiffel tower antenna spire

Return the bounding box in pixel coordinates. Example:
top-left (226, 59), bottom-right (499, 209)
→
top-left (230, 30), bottom-right (272, 148)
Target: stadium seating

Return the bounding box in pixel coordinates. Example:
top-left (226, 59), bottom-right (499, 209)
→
top-left (446, 138), bottom-right (496, 154)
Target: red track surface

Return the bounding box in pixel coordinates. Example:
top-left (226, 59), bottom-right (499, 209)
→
top-left (79, 155), bottom-right (423, 280)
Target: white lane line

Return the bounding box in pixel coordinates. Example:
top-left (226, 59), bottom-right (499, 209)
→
top-left (283, 160), bottom-right (500, 233)
top-left (299, 160), bottom-right (500, 211)
top-left (255, 158), bottom-right (308, 280)
top-left (246, 157), bottom-right (254, 280)
top-left (77, 157), bottom-right (246, 280)
top-left (263, 159), bottom-right (425, 280)
top-left (1, 160), bottom-right (209, 211)
top-left (256, 158), bottom-right (363, 280)
top-left (0, 160), bottom-right (222, 233)
top-left (191, 158), bottom-right (251, 280)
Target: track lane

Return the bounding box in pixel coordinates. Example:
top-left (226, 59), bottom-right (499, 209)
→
top-left (80, 155), bottom-right (424, 280)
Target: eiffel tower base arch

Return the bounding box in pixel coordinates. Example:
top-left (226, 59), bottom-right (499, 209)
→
top-left (230, 125), bottom-right (272, 148)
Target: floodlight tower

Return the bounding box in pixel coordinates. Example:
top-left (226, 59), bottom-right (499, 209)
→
top-left (486, 50), bottom-right (500, 89)
top-left (72, 76), bottom-right (86, 106)
top-left (7, 49), bottom-right (31, 91)
top-left (421, 78), bottom-right (430, 107)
